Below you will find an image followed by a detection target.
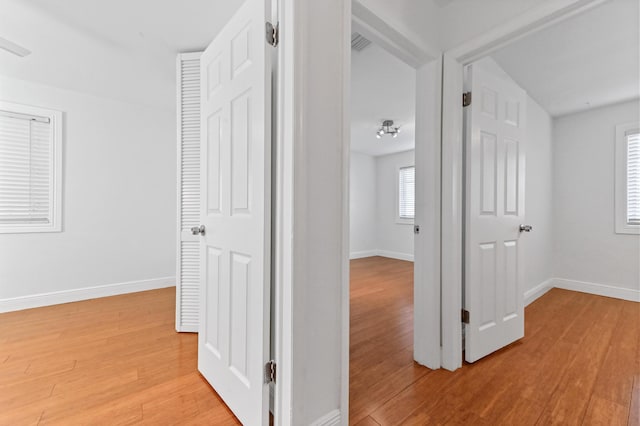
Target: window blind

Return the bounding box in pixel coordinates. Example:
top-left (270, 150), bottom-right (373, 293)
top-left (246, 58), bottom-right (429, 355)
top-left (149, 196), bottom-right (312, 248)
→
top-left (627, 131), bottom-right (640, 225)
top-left (399, 166), bottom-right (415, 219)
top-left (0, 113), bottom-right (52, 224)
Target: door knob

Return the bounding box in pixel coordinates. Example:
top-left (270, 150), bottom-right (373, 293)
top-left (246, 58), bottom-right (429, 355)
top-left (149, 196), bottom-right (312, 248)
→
top-left (191, 225), bottom-right (206, 236)
top-left (519, 224), bottom-right (532, 233)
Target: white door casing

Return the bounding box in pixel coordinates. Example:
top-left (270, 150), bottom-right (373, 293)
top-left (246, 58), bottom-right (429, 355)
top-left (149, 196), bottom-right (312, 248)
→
top-left (464, 62), bottom-right (527, 363)
top-left (198, 0), bottom-right (272, 424)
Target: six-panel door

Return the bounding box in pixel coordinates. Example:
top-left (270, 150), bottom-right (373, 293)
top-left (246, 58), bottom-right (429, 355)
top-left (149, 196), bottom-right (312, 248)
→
top-left (464, 61), bottom-right (527, 363)
top-left (198, 0), bottom-right (272, 424)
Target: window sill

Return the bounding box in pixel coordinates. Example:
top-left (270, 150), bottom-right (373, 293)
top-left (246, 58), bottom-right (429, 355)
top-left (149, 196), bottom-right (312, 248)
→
top-left (615, 224), bottom-right (640, 235)
top-left (396, 218), bottom-right (415, 225)
top-left (0, 224), bottom-right (62, 234)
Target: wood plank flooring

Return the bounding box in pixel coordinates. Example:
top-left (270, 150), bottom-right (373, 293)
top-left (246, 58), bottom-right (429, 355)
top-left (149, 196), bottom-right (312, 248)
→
top-left (350, 256), bottom-right (640, 425)
top-left (0, 256), bottom-right (638, 425)
top-left (0, 288), bottom-right (240, 425)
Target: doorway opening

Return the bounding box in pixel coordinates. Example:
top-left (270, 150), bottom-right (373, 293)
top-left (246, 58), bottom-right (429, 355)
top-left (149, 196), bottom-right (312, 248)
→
top-left (348, 34), bottom-right (423, 422)
top-left (451, 0), bottom-right (639, 369)
top-left (343, 3), bottom-right (444, 419)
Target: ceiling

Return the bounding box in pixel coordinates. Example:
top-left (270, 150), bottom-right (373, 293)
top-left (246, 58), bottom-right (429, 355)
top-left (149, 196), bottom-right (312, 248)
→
top-left (490, 0), bottom-right (640, 117)
top-left (21, 0), bottom-right (243, 58)
top-left (351, 43), bottom-right (415, 157)
top-left (0, 0), bottom-right (242, 109)
top-left (3, 0), bottom-right (635, 118)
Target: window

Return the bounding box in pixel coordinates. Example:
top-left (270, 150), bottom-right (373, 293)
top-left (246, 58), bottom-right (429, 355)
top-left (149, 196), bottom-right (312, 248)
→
top-left (398, 165), bottom-right (415, 223)
top-left (615, 121), bottom-right (640, 234)
top-left (0, 102), bottom-right (62, 233)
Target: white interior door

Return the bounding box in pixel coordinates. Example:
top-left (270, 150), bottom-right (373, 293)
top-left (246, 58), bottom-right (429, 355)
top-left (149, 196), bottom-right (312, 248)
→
top-left (198, 0), bottom-right (272, 423)
top-left (176, 52), bottom-right (202, 333)
top-left (464, 60), bottom-right (527, 363)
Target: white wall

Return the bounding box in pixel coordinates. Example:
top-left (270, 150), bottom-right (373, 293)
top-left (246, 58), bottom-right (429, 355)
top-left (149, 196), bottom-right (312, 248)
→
top-left (553, 99), bottom-right (640, 296)
top-left (376, 150), bottom-right (415, 260)
top-left (349, 152), bottom-right (377, 256)
top-left (349, 149), bottom-right (416, 261)
top-left (287, 0), bottom-right (349, 423)
top-left (0, 76), bottom-right (176, 304)
top-left (524, 96), bottom-right (554, 296)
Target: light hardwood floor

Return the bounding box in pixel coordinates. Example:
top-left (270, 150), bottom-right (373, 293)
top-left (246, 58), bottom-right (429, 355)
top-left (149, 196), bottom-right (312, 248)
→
top-left (0, 288), bottom-right (240, 425)
top-left (0, 257), bottom-right (638, 425)
top-left (350, 256), bottom-right (640, 425)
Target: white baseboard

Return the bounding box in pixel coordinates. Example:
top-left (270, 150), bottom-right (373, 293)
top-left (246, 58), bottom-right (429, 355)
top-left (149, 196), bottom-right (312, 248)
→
top-left (376, 250), bottom-right (414, 262)
top-left (176, 324), bottom-right (198, 333)
top-left (524, 278), bottom-right (639, 306)
top-left (0, 277), bottom-right (175, 313)
top-left (350, 249), bottom-right (414, 262)
top-left (552, 278), bottom-right (640, 303)
top-left (349, 250), bottom-right (378, 259)
top-left (524, 279), bottom-right (553, 306)
top-left (310, 409), bottom-right (341, 426)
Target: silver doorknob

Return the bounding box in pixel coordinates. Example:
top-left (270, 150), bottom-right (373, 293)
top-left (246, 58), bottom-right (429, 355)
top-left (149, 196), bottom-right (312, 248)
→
top-left (519, 224), bottom-right (532, 233)
top-left (191, 225), bottom-right (206, 236)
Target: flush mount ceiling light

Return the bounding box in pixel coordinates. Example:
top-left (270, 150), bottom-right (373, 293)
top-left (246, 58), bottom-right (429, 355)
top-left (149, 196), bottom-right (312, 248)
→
top-left (0, 37), bottom-right (31, 57)
top-left (376, 120), bottom-right (401, 139)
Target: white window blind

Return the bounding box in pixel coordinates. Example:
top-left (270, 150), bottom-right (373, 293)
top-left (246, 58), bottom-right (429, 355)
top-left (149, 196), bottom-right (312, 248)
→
top-left (0, 113), bottom-right (52, 225)
top-left (615, 122), bottom-right (639, 234)
top-left (399, 166), bottom-right (415, 219)
top-left (627, 131), bottom-right (640, 225)
top-left (0, 101), bottom-right (61, 234)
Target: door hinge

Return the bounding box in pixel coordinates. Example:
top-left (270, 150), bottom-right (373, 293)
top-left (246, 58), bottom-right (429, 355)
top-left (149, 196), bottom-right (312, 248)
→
top-left (414, 225), bottom-right (420, 235)
top-left (265, 360), bottom-right (276, 383)
top-left (462, 91), bottom-right (472, 107)
top-left (461, 309), bottom-right (470, 324)
top-left (266, 22), bottom-right (279, 47)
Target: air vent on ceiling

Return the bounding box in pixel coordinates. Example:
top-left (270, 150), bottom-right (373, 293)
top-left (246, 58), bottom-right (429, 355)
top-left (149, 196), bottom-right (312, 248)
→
top-left (351, 32), bottom-right (371, 52)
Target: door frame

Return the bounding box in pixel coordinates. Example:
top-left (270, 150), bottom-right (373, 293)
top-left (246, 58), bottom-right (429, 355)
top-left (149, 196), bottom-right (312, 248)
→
top-left (350, 0), bottom-right (442, 368)
top-left (350, 2), bottom-right (442, 367)
top-left (274, 1), bottom-right (442, 422)
top-left (338, 1), bottom-right (444, 419)
top-left (440, 0), bottom-right (608, 371)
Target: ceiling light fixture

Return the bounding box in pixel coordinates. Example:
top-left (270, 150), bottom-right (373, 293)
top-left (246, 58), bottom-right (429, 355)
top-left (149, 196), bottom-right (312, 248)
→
top-left (376, 120), bottom-right (400, 139)
top-left (0, 37), bottom-right (31, 57)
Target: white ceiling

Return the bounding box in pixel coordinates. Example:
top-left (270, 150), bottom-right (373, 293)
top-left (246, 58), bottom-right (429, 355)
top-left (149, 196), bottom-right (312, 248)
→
top-left (351, 43), bottom-right (415, 157)
top-left (490, 0), bottom-right (640, 117)
top-left (22, 0), bottom-right (243, 58)
top-left (3, 0), bottom-right (635, 118)
top-left (0, 0), bottom-right (242, 109)
top-left (433, 0), bottom-right (456, 7)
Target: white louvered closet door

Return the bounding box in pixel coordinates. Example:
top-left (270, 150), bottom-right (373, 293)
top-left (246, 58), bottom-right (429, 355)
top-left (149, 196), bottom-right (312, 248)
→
top-left (176, 52), bottom-right (203, 332)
